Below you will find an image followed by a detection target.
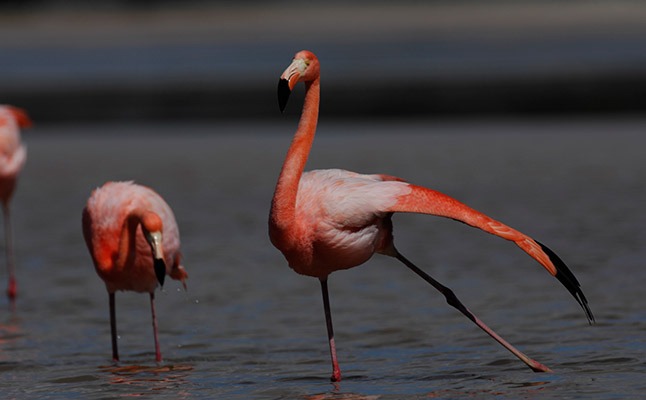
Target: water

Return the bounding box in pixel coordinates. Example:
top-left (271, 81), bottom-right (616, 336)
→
top-left (1, 119), bottom-right (644, 398)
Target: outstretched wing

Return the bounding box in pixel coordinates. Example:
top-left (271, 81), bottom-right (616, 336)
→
top-left (385, 183), bottom-right (594, 323)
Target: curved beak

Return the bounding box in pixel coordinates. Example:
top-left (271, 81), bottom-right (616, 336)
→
top-left (144, 230), bottom-right (166, 287)
top-left (278, 59), bottom-right (305, 112)
top-left (7, 106), bottom-right (32, 128)
top-left (278, 78), bottom-right (293, 113)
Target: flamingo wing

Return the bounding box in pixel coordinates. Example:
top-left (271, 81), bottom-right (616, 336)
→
top-left (0, 144), bottom-right (26, 177)
top-left (298, 170), bottom-right (408, 227)
top-left (384, 183), bottom-right (594, 323)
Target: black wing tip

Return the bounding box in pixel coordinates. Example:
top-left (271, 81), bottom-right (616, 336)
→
top-left (154, 258), bottom-right (166, 287)
top-left (278, 78), bottom-right (291, 113)
top-left (537, 241), bottom-right (595, 324)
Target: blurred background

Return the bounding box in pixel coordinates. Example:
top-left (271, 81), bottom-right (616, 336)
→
top-left (1, 0), bottom-right (645, 123)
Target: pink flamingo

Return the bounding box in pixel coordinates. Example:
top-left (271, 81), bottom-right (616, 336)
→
top-left (269, 50), bottom-right (594, 382)
top-left (0, 105), bottom-right (31, 302)
top-left (82, 181), bottom-right (187, 363)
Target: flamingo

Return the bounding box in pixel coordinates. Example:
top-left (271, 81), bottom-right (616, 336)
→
top-left (269, 50), bottom-right (594, 382)
top-left (82, 181), bottom-right (188, 363)
top-left (0, 105), bottom-right (30, 303)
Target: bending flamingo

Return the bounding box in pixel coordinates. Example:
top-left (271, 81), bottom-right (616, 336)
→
top-left (82, 181), bottom-right (187, 363)
top-left (0, 105), bottom-right (31, 302)
top-left (269, 50), bottom-right (594, 382)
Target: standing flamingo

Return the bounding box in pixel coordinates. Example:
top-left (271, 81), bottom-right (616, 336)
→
top-left (269, 50), bottom-right (594, 382)
top-left (82, 181), bottom-right (188, 363)
top-left (0, 105), bottom-right (30, 303)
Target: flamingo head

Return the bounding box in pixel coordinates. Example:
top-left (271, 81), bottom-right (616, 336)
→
top-left (141, 211), bottom-right (166, 287)
top-left (278, 50), bottom-right (320, 112)
top-left (1, 105), bottom-right (32, 129)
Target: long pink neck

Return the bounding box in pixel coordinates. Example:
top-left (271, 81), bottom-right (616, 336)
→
top-left (270, 79), bottom-right (320, 233)
top-left (116, 212), bottom-right (144, 267)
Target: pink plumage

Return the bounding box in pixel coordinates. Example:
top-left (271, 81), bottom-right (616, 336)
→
top-left (83, 181), bottom-right (187, 363)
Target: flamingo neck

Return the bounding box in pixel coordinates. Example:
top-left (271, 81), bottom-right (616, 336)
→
top-left (270, 79), bottom-right (320, 232)
top-left (116, 213), bottom-right (143, 267)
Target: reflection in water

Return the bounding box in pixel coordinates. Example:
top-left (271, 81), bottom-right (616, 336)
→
top-left (425, 382), bottom-right (550, 398)
top-left (0, 316), bottom-right (24, 362)
top-left (307, 393), bottom-right (380, 400)
top-left (302, 378), bottom-right (550, 400)
top-left (99, 364), bottom-right (193, 397)
top-left (0, 318), bottom-right (22, 341)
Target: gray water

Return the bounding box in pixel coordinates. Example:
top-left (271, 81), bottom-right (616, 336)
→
top-left (1, 119), bottom-right (644, 398)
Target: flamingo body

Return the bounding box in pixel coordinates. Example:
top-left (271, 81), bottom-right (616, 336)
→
top-left (83, 181), bottom-right (185, 293)
top-left (83, 181), bottom-right (187, 362)
top-left (273, 169), bottom-right (410, 278)
top-left (0, 105), bottom-right (30, 301)
top-left (0, 108), bottom-right (27, 203)
top-left (269, 50), bottom-right (593, 381)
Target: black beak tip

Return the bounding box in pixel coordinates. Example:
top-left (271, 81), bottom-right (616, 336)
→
top-left (154, 258), bottom-right (166, 287)
top-left (278, 78), bottom-right (291, 113)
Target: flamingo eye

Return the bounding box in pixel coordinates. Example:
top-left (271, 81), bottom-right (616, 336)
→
top-left (296, 59), bottom-right (309, 74)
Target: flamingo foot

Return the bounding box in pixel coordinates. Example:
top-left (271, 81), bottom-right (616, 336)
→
top-left (529, 360), bottom-right (553, 373)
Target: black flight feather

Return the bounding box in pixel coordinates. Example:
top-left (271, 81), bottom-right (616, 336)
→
top-left (537, 240), bottom-right (595, 324)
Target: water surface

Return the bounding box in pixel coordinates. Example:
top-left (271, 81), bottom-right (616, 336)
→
top-left (1, 119), bottom-right (644, 398)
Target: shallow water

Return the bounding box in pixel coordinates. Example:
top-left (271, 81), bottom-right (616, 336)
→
top-left (1, 119), bottom-right (645, 398)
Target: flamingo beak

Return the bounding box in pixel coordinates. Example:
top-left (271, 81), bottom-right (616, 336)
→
top-left (154, 258), bottom-right (166, 287)
top-left (144, 230), bottom-right (166, 287)
top-left (6, 106), bottom-right (32, 128)
top-left (278, 59), bottom-right (305, 112)
top-left (278, 78), bottom-right (292, 113)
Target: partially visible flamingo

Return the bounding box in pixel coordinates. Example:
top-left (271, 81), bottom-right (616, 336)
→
top-left (269, 50), bottom-right (594, 382)
top-left (82, 181), bottom-right (188, 363)
top-left (0, 105), bottom-right (31, 303)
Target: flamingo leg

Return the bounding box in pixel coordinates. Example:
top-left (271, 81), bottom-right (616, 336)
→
top-left (3, 204), bottom-right (16, 302)
top-left (150, 292), bottom-right (162, 363)
top-left (109, 292), bottom-right (120, 362)
top-left (395, 251), bottom-right (553, 373)
top-left (320, 278), bottom-right (342, 382)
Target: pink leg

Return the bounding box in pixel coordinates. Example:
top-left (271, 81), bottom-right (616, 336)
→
top-left (395, 251), bottom-right (552, 373)
top-left (150, 292), bottom-right (162, 363)
top-left (320, 278), bottom-right (342, 382)
top-left (109, 292), bottom-right (120, 362)
top-left (3, 204), bottom-right (16, 302)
